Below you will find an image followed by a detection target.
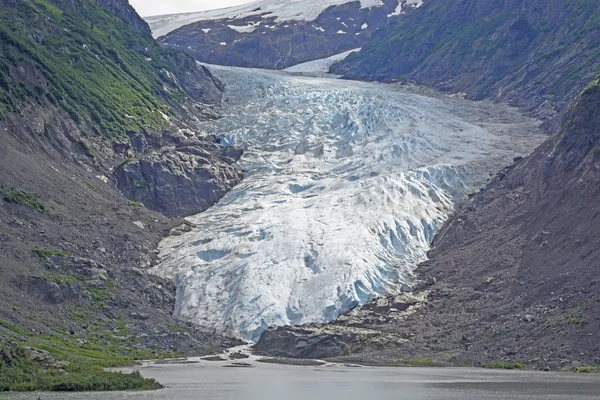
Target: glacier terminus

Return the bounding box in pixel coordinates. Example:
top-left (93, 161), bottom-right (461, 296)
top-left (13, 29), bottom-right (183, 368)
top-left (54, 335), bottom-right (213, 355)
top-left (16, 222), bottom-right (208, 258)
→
top-left (151, 64), bottom-right (545, 341)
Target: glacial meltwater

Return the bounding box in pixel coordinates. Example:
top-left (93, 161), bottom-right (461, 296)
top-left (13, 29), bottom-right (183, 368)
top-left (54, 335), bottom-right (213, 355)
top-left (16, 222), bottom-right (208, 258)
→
top-left (151, 65), bottom-right (545, 341)
top-left (2, 361), bottom-right (600, 400)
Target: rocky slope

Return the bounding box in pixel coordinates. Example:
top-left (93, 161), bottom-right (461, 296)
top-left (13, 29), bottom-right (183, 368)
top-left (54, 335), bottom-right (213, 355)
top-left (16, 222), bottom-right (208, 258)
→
top-left (0, 0), bottom-right (242, 377)
top-left (332, 0), bottom-right (600, 120)
top-left (146, 0), bottom-right (423, 69)
top-left (256, 76), bottom-right (600, 370)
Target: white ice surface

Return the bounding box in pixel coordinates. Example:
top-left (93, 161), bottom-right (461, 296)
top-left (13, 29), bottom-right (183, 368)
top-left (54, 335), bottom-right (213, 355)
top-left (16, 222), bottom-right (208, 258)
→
top-left (152, 66), bottom-right (544, 341)
top-left (284, 48), bottom-right (361, 74)
top-left (146, 0), bottom-right (418, 38)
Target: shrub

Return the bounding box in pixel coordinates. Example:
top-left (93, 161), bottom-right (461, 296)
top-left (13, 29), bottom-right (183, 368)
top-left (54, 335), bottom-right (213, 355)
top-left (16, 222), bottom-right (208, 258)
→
top-left (31, 248), bottom-right (74, 259)
top-left (485, 361), bottom-right (525, 370)
top-left (3, 189), bottom-right (45, 212)
top-left (578, 365), bottom-right (600, 373)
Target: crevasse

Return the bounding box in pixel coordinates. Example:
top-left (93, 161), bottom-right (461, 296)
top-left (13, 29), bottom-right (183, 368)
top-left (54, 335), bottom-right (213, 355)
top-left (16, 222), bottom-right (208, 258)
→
top-left (152, 65), bottom-right (544, 341)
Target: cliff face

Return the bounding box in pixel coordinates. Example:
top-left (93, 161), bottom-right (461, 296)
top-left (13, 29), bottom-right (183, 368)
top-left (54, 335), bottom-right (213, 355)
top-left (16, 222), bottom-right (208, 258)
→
top-left (0, 0), bottom-right (242, 365)
top-left (92, 0), bottom-right (149, 31)
top-left (332, 0), bottom-right (600, 119)
top-left (147, 0), bottom-right (422, 70)
top-left (256, 77), bottom-right (600, 370)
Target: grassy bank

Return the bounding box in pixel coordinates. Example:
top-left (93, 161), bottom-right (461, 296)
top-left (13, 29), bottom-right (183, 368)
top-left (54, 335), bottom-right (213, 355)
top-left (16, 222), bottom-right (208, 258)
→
top-left (0, 320), bottom-right (181, 392)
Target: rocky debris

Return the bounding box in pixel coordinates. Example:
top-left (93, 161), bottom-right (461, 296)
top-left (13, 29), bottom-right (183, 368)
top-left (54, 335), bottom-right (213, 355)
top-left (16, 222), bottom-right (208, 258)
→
top-left (255, 292), bottom-right (427, 359)
top-left (46, 256), bottom-right (108, 280)
top-left (18, 276), bottom-right (83, 304)
top-left (202, 355), bottom-right (227, 361)
top-left (223, 362), bottom-right (252, 368)
top-left (256, 325), bottom-right (407, 360)
top-left (23, 346), bottom-right (69, 369)
top-left (257, 357), bottom-right (326, 366)
top-left (424, 276), bottom-right (437, 286)
top-left (114, 143), bottom-right (243, 218)
top-left (229, 351), bottom-right (250, 360)
top-left (169, 222), bottom-right (194, 237)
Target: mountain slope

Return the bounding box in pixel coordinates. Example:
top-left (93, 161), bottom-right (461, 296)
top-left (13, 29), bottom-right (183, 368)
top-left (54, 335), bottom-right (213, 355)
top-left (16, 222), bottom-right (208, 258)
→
top-left (332, 0), bottom-right (600, 119)
top-left (257, 76), bottom-right (600, 370)
top-left (146, 0), bottom-right (423, 69)
top-left (0, 0), bottom-right (242, 389)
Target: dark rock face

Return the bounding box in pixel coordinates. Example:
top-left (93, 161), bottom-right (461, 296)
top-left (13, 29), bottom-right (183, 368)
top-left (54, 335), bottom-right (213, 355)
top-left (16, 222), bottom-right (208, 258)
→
top-left (255, 78), bottom-right (600, 369)
top-left (149, 0), bottom-right (419, 70)
top-left (255, 293), bottom-right (425, 359)
top-left (114, 143), bottom-right (243, 217)
top-left (46, 256), bottom-right (108, 280)
top-left (19, 277), bottom-right (84, 304)
top-left (91, 0), bottom-right (150, 32)
top-left (332, 0), bottom-right (600, 118)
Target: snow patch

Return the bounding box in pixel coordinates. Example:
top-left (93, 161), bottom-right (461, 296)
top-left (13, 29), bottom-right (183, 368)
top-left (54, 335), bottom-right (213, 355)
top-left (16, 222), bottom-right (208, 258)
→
top-left (228, 21), bottom-right (262, 33)
top-left (284, 48), bottom-right (361, 74)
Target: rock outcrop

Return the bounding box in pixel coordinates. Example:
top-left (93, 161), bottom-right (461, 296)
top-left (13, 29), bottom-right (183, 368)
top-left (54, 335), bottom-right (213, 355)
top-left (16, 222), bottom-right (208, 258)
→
top-left (114, 142), bottom-right (243, 217)
top-left (256, 292), bottom-right (427, 359)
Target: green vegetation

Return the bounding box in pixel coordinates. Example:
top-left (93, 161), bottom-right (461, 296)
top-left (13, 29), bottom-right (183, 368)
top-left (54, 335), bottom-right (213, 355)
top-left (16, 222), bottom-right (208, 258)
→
top-left (85, 280), bottom-right (116, 309)
top-left (396, 358), bottom-right (440, 367)
top-left (0, 316), bottom-right (183, 392)
top-left (578, 365), bottom-right (600, 373)
top-left (135, 182), bottom-right (149, 189)
top-left (122, 157), bottom-right (139, 164)
top-left (0, 0), bottom-right (193, 137)
top-left (3, 189), bottom-right (46, 212)
top-left (79, 141), bottom-right (96, 159)
top-left (484, 361), bottom-right (525, 370)
top-left (0, 341), bottom-right (161, 392)
top-left (127, 201), bottom-right (143, 208)
top-left (545, 305), bottom-right (590, 328)
top-left (86, 182), bottom-right (98, 191)
top-left (31, 248), bottom-right (74, 259)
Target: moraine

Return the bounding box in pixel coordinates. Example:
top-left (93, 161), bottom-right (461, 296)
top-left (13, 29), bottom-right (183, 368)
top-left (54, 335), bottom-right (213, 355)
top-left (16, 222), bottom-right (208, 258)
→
top-left (150, 63), bottom-right (545, 341)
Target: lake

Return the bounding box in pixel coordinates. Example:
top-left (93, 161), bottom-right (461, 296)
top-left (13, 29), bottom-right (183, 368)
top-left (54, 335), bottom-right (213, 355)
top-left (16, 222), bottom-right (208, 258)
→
top-left (2, 359), bottom-right (600, 400)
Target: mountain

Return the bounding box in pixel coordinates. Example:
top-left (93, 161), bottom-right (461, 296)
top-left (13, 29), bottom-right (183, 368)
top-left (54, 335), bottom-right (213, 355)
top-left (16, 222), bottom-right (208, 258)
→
top-left (254, 0), bottom-right (600, 370)
top-left (0, 0), bottom-right (242, 391)
top-left (146, 0), bottom-right (423, 69)
top-left (256, 75), bottom-right (600, 370)
top-left (331, 0), bottom-right (600, 120)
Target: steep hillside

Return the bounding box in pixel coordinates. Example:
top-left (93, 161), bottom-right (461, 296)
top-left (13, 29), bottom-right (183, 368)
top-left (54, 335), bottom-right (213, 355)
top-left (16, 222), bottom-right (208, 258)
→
top-left (257, 76), bottom-right (600, 370)
top-left (332, 0), bottom-right (600, 119)
top-left (0, 0), bottom-right (242, 390)
top-left (146, 0), bottom-right (423, 69)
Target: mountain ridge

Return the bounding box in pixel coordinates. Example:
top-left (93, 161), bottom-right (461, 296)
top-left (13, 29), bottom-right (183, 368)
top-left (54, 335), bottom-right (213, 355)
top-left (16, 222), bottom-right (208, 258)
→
top-left (331, 0), bottom-right (600, 121)
top-left (146, 0), bottom-right (423, 69)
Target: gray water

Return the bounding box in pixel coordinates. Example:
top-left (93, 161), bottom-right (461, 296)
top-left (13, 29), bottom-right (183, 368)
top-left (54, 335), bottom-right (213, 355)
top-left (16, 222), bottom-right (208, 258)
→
top-left (2, 361), bottom-right (600, 400)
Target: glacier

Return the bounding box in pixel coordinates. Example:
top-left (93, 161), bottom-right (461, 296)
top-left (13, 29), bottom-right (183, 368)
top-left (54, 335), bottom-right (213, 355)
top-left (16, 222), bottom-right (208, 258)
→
top-left (151, 65), bottom-right (545, 341)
